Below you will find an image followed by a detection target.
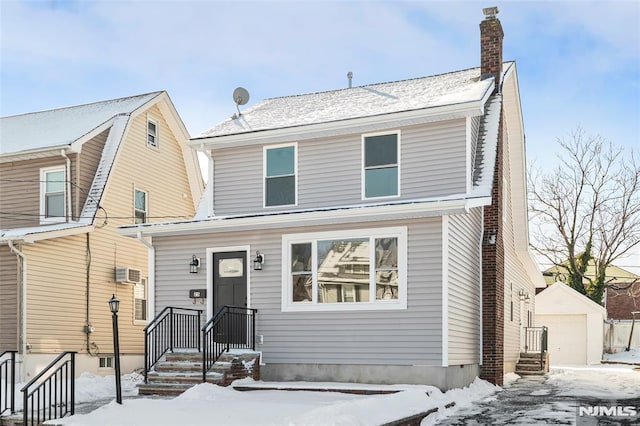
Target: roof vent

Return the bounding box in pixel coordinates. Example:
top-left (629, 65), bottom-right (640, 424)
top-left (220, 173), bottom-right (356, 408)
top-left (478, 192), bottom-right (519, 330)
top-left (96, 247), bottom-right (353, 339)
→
top-left (347, 71), bottom-right (353, 88)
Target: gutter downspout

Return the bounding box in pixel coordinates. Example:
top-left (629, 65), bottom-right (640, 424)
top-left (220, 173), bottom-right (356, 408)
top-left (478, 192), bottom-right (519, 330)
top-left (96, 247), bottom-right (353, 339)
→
top-left (8, 240), bottom-right (27, 358)
top-left (60, 150), bottom-right (72, 222)
top-left (137, 232), bottom-right (155, 319)
top-left (202, 146), bottom-right (214, 218)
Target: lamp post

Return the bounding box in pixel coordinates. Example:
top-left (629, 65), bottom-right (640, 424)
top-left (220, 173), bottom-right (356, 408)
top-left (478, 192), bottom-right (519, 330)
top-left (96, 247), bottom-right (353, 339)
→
top-left (108, 294), bottom-right (122, 404)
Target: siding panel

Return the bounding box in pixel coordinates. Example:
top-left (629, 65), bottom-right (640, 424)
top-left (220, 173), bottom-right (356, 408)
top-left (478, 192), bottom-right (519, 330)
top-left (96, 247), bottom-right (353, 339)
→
top-left (447, 209), bottom-right (482, 365)
top-left (213, 119), bottom-right (467, 216)
top-left (154, 217), bottom-right (444, 365)
top-left (0, 245), bottom-right (18, 350)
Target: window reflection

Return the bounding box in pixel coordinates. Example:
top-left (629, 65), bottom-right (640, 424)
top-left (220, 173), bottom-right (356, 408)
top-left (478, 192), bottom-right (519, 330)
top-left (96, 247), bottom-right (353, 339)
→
top-left (318, 238), bottom-right (370, 303)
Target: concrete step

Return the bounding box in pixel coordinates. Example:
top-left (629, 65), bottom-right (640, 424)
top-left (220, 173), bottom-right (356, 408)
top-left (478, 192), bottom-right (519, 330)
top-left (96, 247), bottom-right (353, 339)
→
top-left (137, 383), bottom-right (194, 396)
top-left (515, 369), bottom-right (545, 376)
top-left (155, 361), bottom-right (202, 373)
top-left (147, 371), bottom-right (223, 385)
top-left (516, 363), bottom-right (544, 371)
top-left (165, 352), bottom-right (202, 363)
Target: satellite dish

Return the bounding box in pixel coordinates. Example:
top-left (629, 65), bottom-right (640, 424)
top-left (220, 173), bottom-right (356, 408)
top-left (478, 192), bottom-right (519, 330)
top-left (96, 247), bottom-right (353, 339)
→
top-left (233, 87), bottom-right (250, 106)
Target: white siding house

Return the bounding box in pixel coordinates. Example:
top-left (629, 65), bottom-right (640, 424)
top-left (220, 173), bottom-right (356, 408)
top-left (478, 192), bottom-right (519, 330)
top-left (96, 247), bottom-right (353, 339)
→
top-left (120, 9), bottom-right (543, 390)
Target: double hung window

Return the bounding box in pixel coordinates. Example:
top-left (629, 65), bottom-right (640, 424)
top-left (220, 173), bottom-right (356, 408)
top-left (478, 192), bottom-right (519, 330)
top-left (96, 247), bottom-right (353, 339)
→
top-left (40, 166), bottom-right (66, 222)
top-left (264, 144), bottom-right (296, 207)
top-left (283, 227), bottom-right (407, 311)
top-left (134, 189), bottom-right (148, 224)
top-left (147, 118), bottom-right (158, 148)
top-left (363, 132), bottom-right (399, 198)
top-left (134, 278), bottom-right (147, 322)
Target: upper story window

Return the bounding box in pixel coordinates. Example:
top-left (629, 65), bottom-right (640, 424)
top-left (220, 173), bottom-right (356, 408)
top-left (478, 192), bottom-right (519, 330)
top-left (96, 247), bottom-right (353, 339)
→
top-left (40, 166), bottom-right (66, 223)
top-left (282, 226), bottom-right (407, 312)
top-left (264, 144), bottom-right (296, 207)
top-left (147, 118), bottom-right (158, 149)
top-left (362, 132), bottom-right (400, 199)
top-left (134, 188), bottom-right (148, 224)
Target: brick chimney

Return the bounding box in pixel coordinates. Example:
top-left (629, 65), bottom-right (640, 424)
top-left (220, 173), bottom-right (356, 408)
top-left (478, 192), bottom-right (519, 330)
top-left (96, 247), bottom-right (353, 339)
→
top-left (479, 6), bottom-right (506, 387)
top-left (480, 6), bottom-right (504, 92)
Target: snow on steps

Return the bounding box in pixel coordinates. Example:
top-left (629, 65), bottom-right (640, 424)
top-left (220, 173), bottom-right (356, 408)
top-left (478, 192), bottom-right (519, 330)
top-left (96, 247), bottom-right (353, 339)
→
top-left (138, 351), bottom-right (261, 396)
top-left (515, 352), bottom-right (548, 376)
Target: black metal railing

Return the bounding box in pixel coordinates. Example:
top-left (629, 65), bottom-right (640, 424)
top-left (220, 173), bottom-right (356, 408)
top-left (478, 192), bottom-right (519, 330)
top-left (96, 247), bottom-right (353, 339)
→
top-left (524, 326), bottom-right (548, 366)
top-left (144, 306), bottom-right (203, 382)
top-left (21, 351), bottom-right (75, 426)
top-left (202, 306), bottom-right (257, 381)
top-left (1, 350), bottom-right (17, 415)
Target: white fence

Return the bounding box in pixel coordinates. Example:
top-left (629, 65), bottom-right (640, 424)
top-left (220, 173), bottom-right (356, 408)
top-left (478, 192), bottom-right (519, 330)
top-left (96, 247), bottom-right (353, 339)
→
top-left (604, 320), bottom-right (640, 353)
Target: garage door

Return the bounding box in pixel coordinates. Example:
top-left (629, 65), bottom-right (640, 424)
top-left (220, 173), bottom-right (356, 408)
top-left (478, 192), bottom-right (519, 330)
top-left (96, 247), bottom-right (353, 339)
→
top-left (537, 314), bottom-right (587, 365)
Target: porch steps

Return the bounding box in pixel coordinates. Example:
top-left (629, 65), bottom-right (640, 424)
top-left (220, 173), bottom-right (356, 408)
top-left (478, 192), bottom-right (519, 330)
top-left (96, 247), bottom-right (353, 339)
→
top-left (515, 352), bottom-right (548, 376)
top-left (138, 351), bottom-right (261, 396)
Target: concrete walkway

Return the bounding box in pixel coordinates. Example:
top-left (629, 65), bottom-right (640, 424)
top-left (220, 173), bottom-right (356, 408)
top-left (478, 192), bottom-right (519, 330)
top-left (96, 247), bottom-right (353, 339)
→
top-left (438, 375), bottom-right (640, 425)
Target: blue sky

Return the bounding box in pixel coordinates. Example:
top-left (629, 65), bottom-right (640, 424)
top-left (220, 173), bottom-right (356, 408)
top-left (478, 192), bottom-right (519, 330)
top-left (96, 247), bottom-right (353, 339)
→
top-left (1, 0), bottom-right (639, 270)
top-left (1, 0), bottom-right (638, 164)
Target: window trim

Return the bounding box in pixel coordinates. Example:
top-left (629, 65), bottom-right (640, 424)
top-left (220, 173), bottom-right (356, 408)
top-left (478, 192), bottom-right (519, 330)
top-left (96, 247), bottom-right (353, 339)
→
top-left (134, 187), bottom-right (148, 224)
top-left (146, 116), bottom-right (159, 149)
top-left (99, 356), bottom-right (114, 369)
top-left (281, 226), bottom-right (407, 312)
top-left (263, 143), bottom-right (298, 208)
top-left (361, 130), bottom-right (401, 200)
top-left (133, 278), bottom-right (148, 325)
top-left (40, 166), bottom-right (66, 224)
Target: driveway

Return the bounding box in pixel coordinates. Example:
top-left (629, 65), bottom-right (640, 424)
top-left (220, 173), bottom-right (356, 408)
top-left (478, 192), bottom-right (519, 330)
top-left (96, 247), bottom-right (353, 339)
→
top-left (436, 375), bottom-right (640, 425)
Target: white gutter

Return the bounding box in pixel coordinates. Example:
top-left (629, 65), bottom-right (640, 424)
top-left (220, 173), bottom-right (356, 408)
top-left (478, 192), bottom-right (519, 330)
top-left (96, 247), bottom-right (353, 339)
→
top-left (60, 150), bottom-right (72, 222)
top-left (120, 196), bottom-right (492, 238)
top-left (202, 147), bottom-right (214, 217)
top-left (136, 232), bottom-right (155, 319)
top-left (8, 240), bottom-right (27, 356)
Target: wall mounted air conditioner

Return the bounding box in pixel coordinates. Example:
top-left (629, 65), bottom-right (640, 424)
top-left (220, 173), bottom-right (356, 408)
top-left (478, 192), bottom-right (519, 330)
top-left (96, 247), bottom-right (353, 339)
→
top-left (115, 267), bottom-right (141, 284)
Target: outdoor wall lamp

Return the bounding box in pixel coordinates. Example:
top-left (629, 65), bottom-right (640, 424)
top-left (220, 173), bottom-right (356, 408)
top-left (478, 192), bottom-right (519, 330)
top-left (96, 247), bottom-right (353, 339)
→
top-left (518, 289), bottom-right (530, 303)
top-left (485, 229), bottom-right (497, 245)
top-left (190, 255), bottom-right (200, 274)
top-left (253, 250), bottom-right (265, 271)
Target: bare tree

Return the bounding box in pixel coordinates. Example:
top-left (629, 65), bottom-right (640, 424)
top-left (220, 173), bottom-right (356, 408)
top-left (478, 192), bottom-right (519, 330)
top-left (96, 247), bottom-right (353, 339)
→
top-left (529, 127), bottom-right (640, 304)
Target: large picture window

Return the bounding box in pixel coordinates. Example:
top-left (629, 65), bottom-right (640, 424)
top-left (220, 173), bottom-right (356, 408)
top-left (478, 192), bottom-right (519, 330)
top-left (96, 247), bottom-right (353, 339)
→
top-left (40, 166), bottom-right (66, 223)
top-left (363, 132), bottom-right (400, 199)
top-left (265, 144), bottom-right (296, 207)
top-left (282, 227), bottom-right (407, 311)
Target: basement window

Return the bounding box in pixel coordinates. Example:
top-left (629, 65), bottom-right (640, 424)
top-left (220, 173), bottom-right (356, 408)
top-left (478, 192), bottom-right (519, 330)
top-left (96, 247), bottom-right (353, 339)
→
top-left (99, 357), bottom-right (114, 369)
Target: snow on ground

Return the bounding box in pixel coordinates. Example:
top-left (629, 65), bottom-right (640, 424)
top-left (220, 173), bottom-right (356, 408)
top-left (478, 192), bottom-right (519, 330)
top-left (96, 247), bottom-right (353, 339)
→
top-left (603, 347), bottom-right (640, 364)
top-left (20, 358), bottom-right (638, 426)
top-left (5, 372), bottom-right (142, 412)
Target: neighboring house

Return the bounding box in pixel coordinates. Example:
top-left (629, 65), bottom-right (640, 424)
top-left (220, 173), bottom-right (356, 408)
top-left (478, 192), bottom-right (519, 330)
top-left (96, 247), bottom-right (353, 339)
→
top-left (535, 283), bottom-right (606, 365)
top-left (0, 92), bottom-right (203, 380)
top-left (541, 262), bottom-right (640, 319)
top-left (120, 8), bottom-right (543, 389)
top-left (606, 280), bottom-right (640, 320)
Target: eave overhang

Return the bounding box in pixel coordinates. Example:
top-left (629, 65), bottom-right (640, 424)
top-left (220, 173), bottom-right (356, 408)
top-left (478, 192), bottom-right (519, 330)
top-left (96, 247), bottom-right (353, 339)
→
top-left (0, 224), bottom-right (95, 244)
top-left (119, 195), bottom-right (492, 238)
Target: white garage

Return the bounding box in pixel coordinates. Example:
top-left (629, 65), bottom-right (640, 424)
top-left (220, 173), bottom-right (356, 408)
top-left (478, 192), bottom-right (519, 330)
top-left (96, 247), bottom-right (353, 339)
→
top-left (535, 283), bottom-right (606, 365)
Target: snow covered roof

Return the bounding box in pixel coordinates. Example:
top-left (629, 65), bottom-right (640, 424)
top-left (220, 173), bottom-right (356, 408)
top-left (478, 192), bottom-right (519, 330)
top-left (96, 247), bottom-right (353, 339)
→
top-left (196, 66), bottom-right (499, 139)
top-left (0, 92), bottom-right (162, 155)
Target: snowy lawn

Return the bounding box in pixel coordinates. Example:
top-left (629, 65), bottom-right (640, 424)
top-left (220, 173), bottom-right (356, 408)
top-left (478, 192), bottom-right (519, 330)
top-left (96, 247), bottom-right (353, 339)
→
top-left (9, 351), bottom-right (633, 426)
